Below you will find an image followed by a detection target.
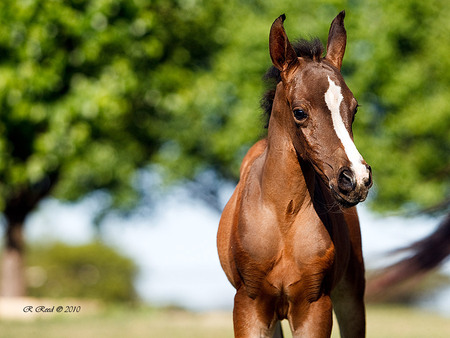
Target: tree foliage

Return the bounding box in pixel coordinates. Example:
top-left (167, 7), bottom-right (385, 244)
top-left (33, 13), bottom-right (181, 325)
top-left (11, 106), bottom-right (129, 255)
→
top-left (347, 0), bottom-right (450, 212)
top-left (0, 0), bottom-right (446, 218)
top-left (0, 0), bottom-right (230, 297)
top-left (172, 0), bottom-right (450, 213)
top-left (0, 0), bottom-right (228, 215)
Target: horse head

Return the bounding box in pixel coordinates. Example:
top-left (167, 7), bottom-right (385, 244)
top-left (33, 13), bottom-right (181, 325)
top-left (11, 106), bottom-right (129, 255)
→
top-left (268, 11), bottom-right (372, 207)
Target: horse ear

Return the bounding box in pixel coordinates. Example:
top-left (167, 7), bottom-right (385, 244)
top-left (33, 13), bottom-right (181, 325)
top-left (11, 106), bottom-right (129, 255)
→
top-left (269, 14), bottom-right (299, 73)
top-left (325, 11), bottom-right (347, 70)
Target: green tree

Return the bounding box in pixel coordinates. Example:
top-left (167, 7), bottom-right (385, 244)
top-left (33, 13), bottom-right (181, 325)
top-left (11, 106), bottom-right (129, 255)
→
top-left (344, 0), bottom-right (450, 290)
top-left (176, 0), bottom-right (450, 213)
top-left (346, 0), bottom-right (449, 213)
top-left (26, 242), bottom-right (137, 302)
top-left (0, 0), bottom-right (228, 297)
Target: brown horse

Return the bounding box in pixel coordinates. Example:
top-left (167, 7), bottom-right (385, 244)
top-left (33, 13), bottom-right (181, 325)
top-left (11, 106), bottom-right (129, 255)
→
top-left (217, 11), bottom-right (372, 338)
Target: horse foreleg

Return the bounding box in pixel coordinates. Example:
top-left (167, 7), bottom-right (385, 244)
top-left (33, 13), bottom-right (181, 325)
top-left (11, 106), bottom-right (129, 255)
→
top-left (333, 208), bottom-right (366, 337)
top-left (233, 286), bottom-right (279, 338)
top-left (288, 295), bottom-right (333, 338)
top-left (331, 269), bottom-right (366, 337)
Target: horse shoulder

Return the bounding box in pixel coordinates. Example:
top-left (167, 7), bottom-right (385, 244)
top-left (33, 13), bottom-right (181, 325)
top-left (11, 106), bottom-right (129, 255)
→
top-left (237, 141), bottom-right (280, 260)
top-left (234, 138), bottom-right (279, 262)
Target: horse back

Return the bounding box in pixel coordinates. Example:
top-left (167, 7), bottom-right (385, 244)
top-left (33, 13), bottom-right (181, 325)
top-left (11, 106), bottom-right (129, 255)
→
top-left (239, 139), bottom-right (268, 178)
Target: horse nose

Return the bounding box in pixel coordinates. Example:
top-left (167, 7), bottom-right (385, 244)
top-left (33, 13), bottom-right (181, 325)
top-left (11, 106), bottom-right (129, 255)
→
top-left (338, 167), bottom-right (356, 194)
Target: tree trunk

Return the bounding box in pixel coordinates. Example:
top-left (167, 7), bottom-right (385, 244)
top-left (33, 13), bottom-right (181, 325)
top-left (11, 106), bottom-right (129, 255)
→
top-left (1, 220), bottom-right (26, 297)
top-left (0, 172), bottom-right (58, 298)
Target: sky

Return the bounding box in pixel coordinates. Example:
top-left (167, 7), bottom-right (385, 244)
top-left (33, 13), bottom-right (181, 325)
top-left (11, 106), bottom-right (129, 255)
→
top-left (20, 184), bottom-right (450, 315)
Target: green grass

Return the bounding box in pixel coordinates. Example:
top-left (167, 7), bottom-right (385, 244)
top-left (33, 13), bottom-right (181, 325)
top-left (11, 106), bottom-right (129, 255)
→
top-left (364, 305), bottom-right (450, 338)
top-left (0, 304), bottom-right (449, 337)
top-left (281, 305), bottom-right (450, 337)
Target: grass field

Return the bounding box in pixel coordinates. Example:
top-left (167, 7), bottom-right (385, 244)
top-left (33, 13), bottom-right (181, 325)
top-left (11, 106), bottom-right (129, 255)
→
top-left (0, 303), bottom-right (449, 337)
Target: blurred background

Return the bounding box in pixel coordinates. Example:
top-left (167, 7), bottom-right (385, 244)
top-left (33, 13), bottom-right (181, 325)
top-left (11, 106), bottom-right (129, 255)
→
top-left (0, 0), bottom-right (448, 336)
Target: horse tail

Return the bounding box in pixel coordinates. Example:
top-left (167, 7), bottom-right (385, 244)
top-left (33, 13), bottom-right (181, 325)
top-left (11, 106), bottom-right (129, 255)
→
top-left (272, 320), bottom-right (284, 338)
top-left (367, 213), bottom-right (450, 296)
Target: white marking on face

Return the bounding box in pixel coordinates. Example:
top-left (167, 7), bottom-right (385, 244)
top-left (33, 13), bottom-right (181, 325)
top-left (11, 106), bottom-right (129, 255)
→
top-left (324, 76), bottom-right (369, 185)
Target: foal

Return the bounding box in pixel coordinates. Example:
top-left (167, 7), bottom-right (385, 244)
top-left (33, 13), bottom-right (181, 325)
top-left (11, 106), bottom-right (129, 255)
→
top-left (217, 11), bottom-right (372, 338)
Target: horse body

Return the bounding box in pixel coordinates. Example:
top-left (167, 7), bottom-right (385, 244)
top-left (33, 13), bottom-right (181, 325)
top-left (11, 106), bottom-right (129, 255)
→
top-left (218, 11), bottom-right (371, 338)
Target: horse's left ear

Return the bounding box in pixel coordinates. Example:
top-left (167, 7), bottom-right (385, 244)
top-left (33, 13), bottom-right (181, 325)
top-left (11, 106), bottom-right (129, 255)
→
top-left (325, 10), bottom-right (347, 70)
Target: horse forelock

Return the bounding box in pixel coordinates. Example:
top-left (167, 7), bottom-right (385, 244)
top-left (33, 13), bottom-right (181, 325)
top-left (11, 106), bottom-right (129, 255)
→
top-left (261, 38), bottom-right (324, 128)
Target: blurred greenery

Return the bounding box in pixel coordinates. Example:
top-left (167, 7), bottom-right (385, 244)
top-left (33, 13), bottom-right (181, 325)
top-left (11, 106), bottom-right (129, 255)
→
top-left (176, 0), bottom-right (450, 213)
top-left (346, 0), bottom-right (450, 212)
top-left (0, 0), bottom-right (230, 213)
top-left (0, 0), bottom-right (447, 222)
top-left (0, 0), bottom-right (448, 295)
top-left (25, 242), bottom-right (137, 302)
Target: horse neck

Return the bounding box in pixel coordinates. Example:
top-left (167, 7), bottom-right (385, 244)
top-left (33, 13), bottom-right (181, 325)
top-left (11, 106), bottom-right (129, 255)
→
top-left (261, 85), bottom-right (316, 213)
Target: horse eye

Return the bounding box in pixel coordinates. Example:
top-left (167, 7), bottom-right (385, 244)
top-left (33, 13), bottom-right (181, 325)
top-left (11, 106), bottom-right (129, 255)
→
top-left (293, 109), bottom-right (308, 121)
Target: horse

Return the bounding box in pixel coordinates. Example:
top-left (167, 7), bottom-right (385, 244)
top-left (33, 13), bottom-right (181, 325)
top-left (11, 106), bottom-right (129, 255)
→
top-left (217, 11), bottom-right (372, 338)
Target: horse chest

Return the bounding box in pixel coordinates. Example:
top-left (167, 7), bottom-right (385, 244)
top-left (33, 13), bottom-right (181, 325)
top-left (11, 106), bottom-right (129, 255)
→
top-left (235, 202), bottom-right (335, 297)
top-left (237, 203), bottom-right (281, 263)
top-left (239, 200), bottom-right (332, 257)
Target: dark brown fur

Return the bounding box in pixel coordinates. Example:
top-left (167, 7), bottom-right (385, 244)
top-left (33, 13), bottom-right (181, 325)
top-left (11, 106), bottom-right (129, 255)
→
top-left (218, 11), bottom-right (372, 337)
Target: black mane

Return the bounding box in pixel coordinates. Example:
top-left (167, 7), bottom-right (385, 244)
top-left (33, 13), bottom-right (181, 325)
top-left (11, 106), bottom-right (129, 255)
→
top-left (261, 38), bottom-right (324, 127)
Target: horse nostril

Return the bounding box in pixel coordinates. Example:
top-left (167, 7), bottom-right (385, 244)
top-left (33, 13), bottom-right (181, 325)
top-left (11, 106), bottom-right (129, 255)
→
top-left (364, 165), bottom-right (373, 187)
top-left (338, 168), bottom-right (356, 194)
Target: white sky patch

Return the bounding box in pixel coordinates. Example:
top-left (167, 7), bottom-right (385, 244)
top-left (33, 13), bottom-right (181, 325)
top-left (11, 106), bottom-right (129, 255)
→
top-left (324, 76), bottom-right (369, 184)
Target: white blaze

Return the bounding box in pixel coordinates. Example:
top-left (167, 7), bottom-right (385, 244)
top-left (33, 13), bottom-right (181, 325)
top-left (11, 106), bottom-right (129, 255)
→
top-left (324, 76), bottom-right (368, 184)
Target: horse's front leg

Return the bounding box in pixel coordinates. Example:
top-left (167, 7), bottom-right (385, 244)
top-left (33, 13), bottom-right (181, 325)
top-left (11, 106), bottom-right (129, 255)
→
top-left (331, 268), bottom-right (366, 338)
top-left (331, 210), bottom-right (366, 338)
top-left (233, 286), bottom-right (279, 338)
top-left (288, 295), bottom-right (333, 338)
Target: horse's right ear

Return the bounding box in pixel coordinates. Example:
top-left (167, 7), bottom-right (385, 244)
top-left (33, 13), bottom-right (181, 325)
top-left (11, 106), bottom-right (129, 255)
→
top-left (269, 14), bottom-right (299, 73)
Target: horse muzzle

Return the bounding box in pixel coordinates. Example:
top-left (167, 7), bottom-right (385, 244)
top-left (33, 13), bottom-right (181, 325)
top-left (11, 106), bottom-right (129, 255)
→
top-left (330, 165), bottom-right (372, 207)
